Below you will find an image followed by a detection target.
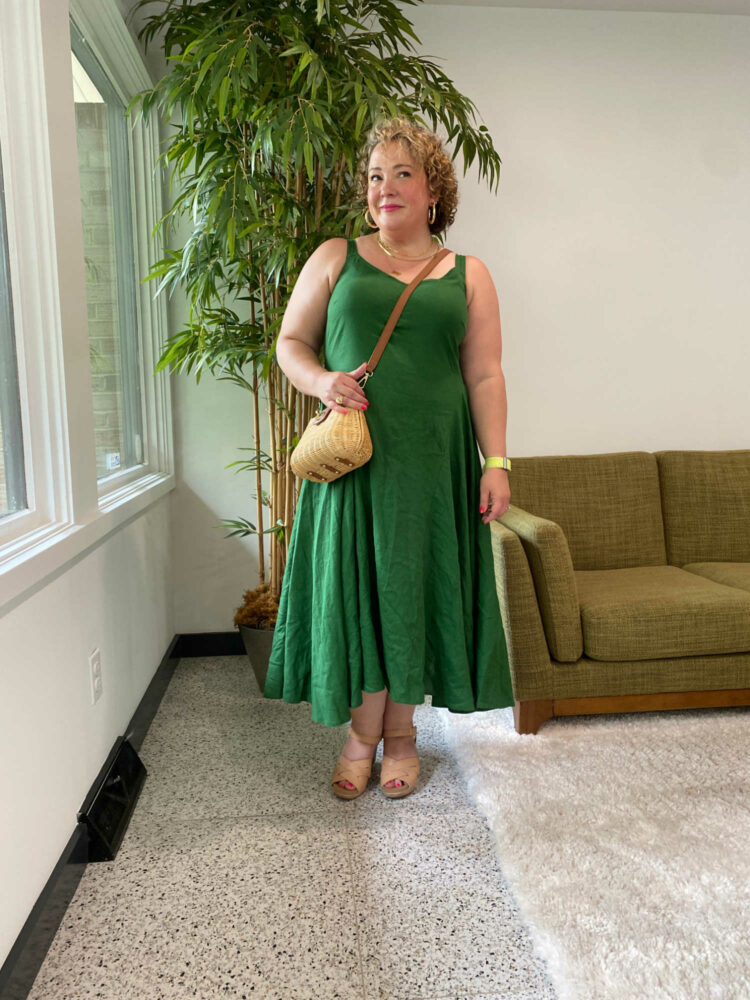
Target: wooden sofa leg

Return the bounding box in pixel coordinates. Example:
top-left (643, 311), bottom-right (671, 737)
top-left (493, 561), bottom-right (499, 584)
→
top-left (513, 699), bottom-right (554, 735)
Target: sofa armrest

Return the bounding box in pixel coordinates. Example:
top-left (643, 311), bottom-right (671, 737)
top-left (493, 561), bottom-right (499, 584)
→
top-left (488, 519), bottom-right (553, 700)
top-left (499, 505), bottom-right (583, 663)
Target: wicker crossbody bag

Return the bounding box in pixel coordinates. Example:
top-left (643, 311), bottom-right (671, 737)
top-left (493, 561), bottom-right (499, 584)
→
top-left (290, 247), bottom-right (452, 483)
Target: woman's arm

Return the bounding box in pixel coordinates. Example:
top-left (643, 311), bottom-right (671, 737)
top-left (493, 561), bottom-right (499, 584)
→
top-left (459, 255), bottom-right (510, 523)
top-left (275, 238), bottom-right (347, 396)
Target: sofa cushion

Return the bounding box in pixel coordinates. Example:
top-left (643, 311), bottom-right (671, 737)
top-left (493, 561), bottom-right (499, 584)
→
top-left (574, 565), bottom-right (750, 660)
top-left (655, 450), bottom-right (750, 565)
top-left (682, 562), bottom-right (750, 596)
top-left (507, 452), bottom-right (666, 570)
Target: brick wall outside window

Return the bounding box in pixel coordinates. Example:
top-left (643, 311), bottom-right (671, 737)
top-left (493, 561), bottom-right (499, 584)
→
top-left (76, 101), bottom-right (123, 479)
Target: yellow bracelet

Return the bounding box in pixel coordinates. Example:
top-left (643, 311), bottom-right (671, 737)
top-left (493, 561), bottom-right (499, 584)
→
top-left (484, 456), bottom-right (511, 471)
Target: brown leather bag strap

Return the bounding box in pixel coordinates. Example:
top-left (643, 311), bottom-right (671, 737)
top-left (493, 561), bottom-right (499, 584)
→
top-left (364, 247), bottom-right (452, 376)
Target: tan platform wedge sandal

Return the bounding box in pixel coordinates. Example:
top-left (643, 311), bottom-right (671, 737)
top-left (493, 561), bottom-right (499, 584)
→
top-left (331, 726), bottom-right (382, 800)
top-left (380, 725), bottom-right (420, 799)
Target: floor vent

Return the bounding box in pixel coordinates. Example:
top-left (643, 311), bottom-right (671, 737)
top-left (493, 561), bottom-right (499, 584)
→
top-left (77, 738), bottom-right (146, 862)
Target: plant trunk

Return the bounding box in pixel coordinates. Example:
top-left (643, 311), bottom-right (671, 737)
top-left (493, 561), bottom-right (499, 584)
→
top-left (253, 367), bottom-right (264, 585)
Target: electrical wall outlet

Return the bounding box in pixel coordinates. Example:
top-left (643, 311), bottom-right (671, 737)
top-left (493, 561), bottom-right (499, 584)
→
top-left (89, 648), bottom-right (103, 705)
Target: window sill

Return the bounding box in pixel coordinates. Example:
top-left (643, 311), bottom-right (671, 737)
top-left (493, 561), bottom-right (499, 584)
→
top-left (0, 471), bottom-right (175, 618)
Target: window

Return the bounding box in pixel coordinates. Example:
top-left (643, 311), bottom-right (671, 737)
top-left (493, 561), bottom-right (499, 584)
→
top-left (0, 141), bottom-right (28, 519)
top-left (0, 0), bottom-right (172, 609)
top-left (71, 18), bottom-right (144, 481)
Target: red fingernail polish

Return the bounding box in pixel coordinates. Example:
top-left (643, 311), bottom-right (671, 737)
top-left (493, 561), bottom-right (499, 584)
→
top-left (479, 506), bottom-right (485, 513)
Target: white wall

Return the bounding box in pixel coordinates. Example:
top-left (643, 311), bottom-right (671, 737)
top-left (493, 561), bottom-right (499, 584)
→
top-left (0, 0), bottom-right (175, 970)
top-left (0, 498), bottom-right (173, 967)
top-left (408, 4), bottom-right (750, 454)
top-left (169, 4), bottom-right (750, 632)
top-left (170, 366), bottom-right (259, 633)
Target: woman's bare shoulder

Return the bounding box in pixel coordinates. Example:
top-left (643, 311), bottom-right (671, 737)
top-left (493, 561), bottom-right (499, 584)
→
top-left (463, 253), bottom-right (492, 276)
top-left (314, 236), bottom-right (349, 260)
top-left (463, 254), bottom-right (495, 307)
top-left (305, 237), bottom-right (349, 293)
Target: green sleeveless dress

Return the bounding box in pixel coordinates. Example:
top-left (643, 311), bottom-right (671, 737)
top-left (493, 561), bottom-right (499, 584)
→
top-left (263, 238), bottom-right (514, 726)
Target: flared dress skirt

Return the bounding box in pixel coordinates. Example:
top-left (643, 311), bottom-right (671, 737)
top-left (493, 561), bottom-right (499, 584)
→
top-left (263, 239), bottom-right (514, 726)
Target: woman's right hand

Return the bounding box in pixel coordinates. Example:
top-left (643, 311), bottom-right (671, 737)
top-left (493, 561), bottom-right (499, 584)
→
top-left (315, 361), bottom-right (370, 414)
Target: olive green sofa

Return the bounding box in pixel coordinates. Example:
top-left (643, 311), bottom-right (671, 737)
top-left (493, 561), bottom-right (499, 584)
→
top-left (491, 449), bottom-right (750, 734)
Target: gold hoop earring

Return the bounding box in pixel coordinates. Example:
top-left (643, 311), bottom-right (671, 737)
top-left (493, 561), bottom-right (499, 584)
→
top-left (428, 203), bottom-right (437, 225)
top-left (364, 207), bottom-right (379, 229)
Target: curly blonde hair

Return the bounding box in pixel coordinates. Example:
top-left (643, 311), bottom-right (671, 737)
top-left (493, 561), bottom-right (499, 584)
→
top-left (353, 116), bottom-right (459, 237)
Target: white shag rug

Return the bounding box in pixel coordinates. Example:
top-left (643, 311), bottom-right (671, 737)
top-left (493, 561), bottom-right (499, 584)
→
top-left (439, 704), bottom-right (750, 1000)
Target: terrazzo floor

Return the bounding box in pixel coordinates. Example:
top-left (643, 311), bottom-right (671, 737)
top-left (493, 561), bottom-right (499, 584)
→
top-left (26, 655), bottom-right (559, 1000)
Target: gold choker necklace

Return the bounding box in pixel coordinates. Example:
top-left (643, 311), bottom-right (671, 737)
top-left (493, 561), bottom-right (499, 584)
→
top-left (377, 233), bottom-right (442, 260)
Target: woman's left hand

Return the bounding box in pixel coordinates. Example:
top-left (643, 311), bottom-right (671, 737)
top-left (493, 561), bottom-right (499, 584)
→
top-left (479, 468), bottom-right (510, 524)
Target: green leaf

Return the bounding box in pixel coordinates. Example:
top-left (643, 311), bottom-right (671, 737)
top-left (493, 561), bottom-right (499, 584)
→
top-left (290, 49), bottom-right (313, 87)
top-left (195, 49), bottom-right (219, 91)
top-left (219, 518), bottom-right (258, 538)
top-left (282, 127), bottom-right (294, 165)
top-left (217, 75), bottom-right (231, 119)
top-left (303, 140), bottom-right (314, 183)
top-left (354, 101), bottom-right (367, 140)
top-left (280, 43), bottom-right (307, 57)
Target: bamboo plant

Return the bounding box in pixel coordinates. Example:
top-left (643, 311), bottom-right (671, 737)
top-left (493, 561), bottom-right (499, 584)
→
top-left (127, 0), bottom-right (502, 623)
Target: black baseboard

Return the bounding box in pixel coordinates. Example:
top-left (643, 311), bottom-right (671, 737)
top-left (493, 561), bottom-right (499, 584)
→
top-left (0, 827), bottom-right (88, 1000)
top-left (0, 632), bottom-right (239, 1000)
top-left (172, 631), bottom-right (244, 658)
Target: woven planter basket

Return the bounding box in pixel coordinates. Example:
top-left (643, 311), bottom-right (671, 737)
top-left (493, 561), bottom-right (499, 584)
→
top-left (290, 406), bottom-right (373, 482)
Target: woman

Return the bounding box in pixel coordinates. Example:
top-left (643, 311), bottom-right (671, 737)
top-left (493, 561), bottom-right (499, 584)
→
top-left (263, 116), bottom-right (513, 799)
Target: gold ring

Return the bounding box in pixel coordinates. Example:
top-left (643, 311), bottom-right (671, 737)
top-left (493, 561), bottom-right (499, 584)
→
top-left (335, 394), bottom-right (344, 405)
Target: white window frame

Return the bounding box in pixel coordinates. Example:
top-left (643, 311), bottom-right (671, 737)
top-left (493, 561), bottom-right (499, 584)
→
top-left (0, 0), bottom-right (174, 614)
